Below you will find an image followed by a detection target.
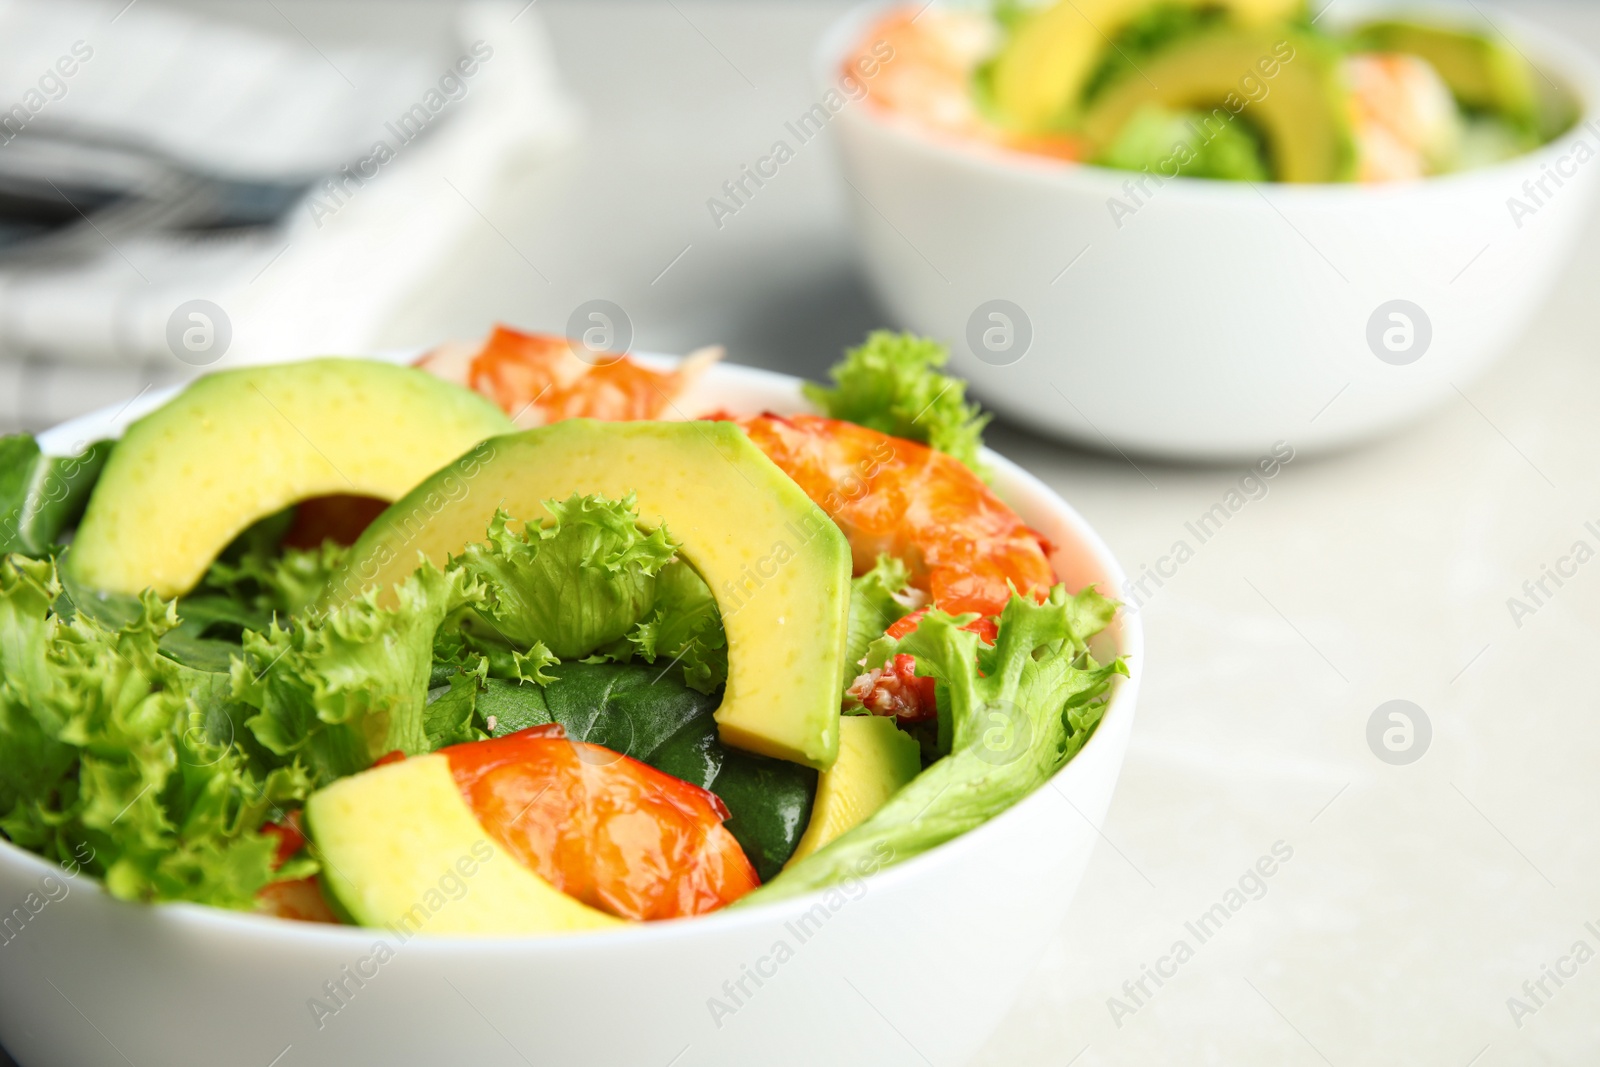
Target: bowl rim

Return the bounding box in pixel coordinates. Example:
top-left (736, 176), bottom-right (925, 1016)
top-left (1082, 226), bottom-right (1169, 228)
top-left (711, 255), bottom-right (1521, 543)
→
top-left (3, 352), bottom-right (1143, 952)
top-left (816, 0), bottom-right (1600, 201)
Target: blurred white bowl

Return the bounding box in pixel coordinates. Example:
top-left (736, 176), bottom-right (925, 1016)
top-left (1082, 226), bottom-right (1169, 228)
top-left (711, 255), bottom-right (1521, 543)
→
top-left (823, 4), bottom-right (1600, 459)
top-left (0, 358), bottom-right (1141, 1067)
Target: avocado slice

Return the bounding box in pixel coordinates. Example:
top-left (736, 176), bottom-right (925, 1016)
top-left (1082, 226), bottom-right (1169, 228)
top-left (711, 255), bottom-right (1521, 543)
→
top-left (328, 420), bottom-right (852, 770)
top-left (1081, 28), bottom-right (1355, 182)
top-left (785, 715), bottom-right (921, 867)
top-left (68, 359), bottom-right (513, 598)
top-left (988, 0), bottom-right (1307, 133)
top-left (1352, 20), bottom-right (1571, 140)
top-left (305, 753), bottom-right (622, 935)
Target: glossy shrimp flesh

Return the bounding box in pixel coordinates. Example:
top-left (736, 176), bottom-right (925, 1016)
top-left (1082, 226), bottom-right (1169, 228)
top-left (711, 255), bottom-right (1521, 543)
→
top-left (851, 6), bottom-right (1087, 161)
top-left (1345, 52), bottom-right (1463, 182)
top-left (724, 413), bottom-right (1055, 619)
top-left (416, 324), bottom-right (720, 428)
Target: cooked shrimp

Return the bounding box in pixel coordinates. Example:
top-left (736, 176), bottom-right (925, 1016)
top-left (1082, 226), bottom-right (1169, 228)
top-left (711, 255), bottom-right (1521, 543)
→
top-left (853, 7), bottom-right (994, 139)
top-left (852, 6), bottom-right (1087, 161)
top-left (1345, 52), bottom-right (1463, 181)
top-left (723, 413), bottom-right (1055, 618)
top-left (416, 325), bottom-right (720, 428)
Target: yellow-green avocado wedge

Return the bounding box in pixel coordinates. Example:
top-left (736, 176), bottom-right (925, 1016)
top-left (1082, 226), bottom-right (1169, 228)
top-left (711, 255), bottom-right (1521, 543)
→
top-left (1081, 28), bottom-right (1355, 182)
top-left (305, 754), bottom-right (621, 935)
top-left (67, 358), bottom-right (513, 598)
top-left (988, 0), bottom-right (1306, 133)
top-left (785, 715), bottom-right (921, 867)
top-left (1353, 20), bottom-right (1570, 140)
top-left (324, 419), bottom-right (852, 770)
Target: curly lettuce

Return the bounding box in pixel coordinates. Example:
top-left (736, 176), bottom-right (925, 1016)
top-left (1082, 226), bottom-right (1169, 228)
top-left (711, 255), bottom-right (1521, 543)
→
top-left (843, 553), bottom-right (918, 674)
top-left (804, 332), bottom-right (990, 474)
top-left (231, 562), bottom-right (485, 786)
top-left (0, 555), bottom-right (312, 908)
top-left (743, 584), bottom-right (1125, 903)
top-left (455, 495), bottom-right (677, 660)
top-left (628, 559), bottom-right (728, 694)
top-left (193, 539), bottom-right (350, 621)
top-left (449, 494), bottom-right (728, 693)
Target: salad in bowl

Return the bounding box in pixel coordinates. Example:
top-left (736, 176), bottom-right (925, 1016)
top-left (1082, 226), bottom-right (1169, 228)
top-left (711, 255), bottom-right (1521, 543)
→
top-left (848, 0), bottom-right (1577, 182)
top-left (0, 328), bottom-right (1127, 944)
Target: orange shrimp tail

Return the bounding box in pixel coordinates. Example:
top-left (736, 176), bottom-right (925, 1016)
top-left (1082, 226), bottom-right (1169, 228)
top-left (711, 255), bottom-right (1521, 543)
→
top-left (728, 413), bottom-right (1055, 617)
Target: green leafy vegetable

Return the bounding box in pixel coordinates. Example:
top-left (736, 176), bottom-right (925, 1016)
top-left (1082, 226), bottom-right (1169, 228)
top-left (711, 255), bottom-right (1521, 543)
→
top-left (448, 494), bottom-right (728, 692)
top-left (653, 716), bottom-right (816, 883)
top-left (457, 496), bottom-right (677, 660)
top-left (628, 558), bottom-right (728, 694)
top-left (804, 332), bottom-right (990, 474)
top-left (424, 670), bottom-right (489, 751)
top-left (742, 585), bottom-right (1125, 904)
top-left (193, 540), bottom-right (350, 622)
top-left (449, 661), bottom-right (815, 881)
top-left (430, 624), bottom-right (558, 691)
top-left (843, 553), bottom-right (918, 674)
top-left (1, 493), bottom-right (744, 906)
top-left (0, 436), bottom-right (112, 557)
top-left (1096, 103), bottom-right (1270, 181)
top-left (232, 561), bottom-right (485, 786)
top-left (0, 555), bottom-right (312, 908)
top-left (156, 510), bottom-right (351, 671)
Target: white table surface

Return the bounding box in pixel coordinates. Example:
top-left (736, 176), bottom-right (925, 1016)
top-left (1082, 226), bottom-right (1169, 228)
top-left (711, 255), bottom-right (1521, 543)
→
top-left (9, 2), bottom-right (1600, 1065)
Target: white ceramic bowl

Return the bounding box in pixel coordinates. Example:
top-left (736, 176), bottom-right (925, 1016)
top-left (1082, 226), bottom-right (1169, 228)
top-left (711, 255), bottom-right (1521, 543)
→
top-left (824, 3), bottom-right (1600, 459)
top-left (0, 358), bottom-right (1141, 1067)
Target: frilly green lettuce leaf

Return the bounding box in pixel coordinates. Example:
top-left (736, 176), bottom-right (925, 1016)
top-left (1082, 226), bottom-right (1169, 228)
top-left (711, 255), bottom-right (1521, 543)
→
top-left (0, 554), bottom-right (312, 909)
top-left (627, 559), bottom-right (727, 694)
top-left (743, 584), bottom-right (1126, 904)
top-left (803, 331), bottom-right (990, 475)
top-left (843, 553), bottom-right (918, 674)
top-left (194, 539), bottom-right (350, 621)
top-left (430, 623), bottom-right (556, 690)
top-left (457, 495), bottom-right (677, 660)
top-left (231, 561), bottom-right (485, 785)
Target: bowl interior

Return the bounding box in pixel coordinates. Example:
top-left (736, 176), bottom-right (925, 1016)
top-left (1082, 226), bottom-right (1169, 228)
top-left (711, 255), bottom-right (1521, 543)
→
top-left (816, 0), bottom-right (1600, 197)
top-left (15, 353), bottom-right (1141, 947)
